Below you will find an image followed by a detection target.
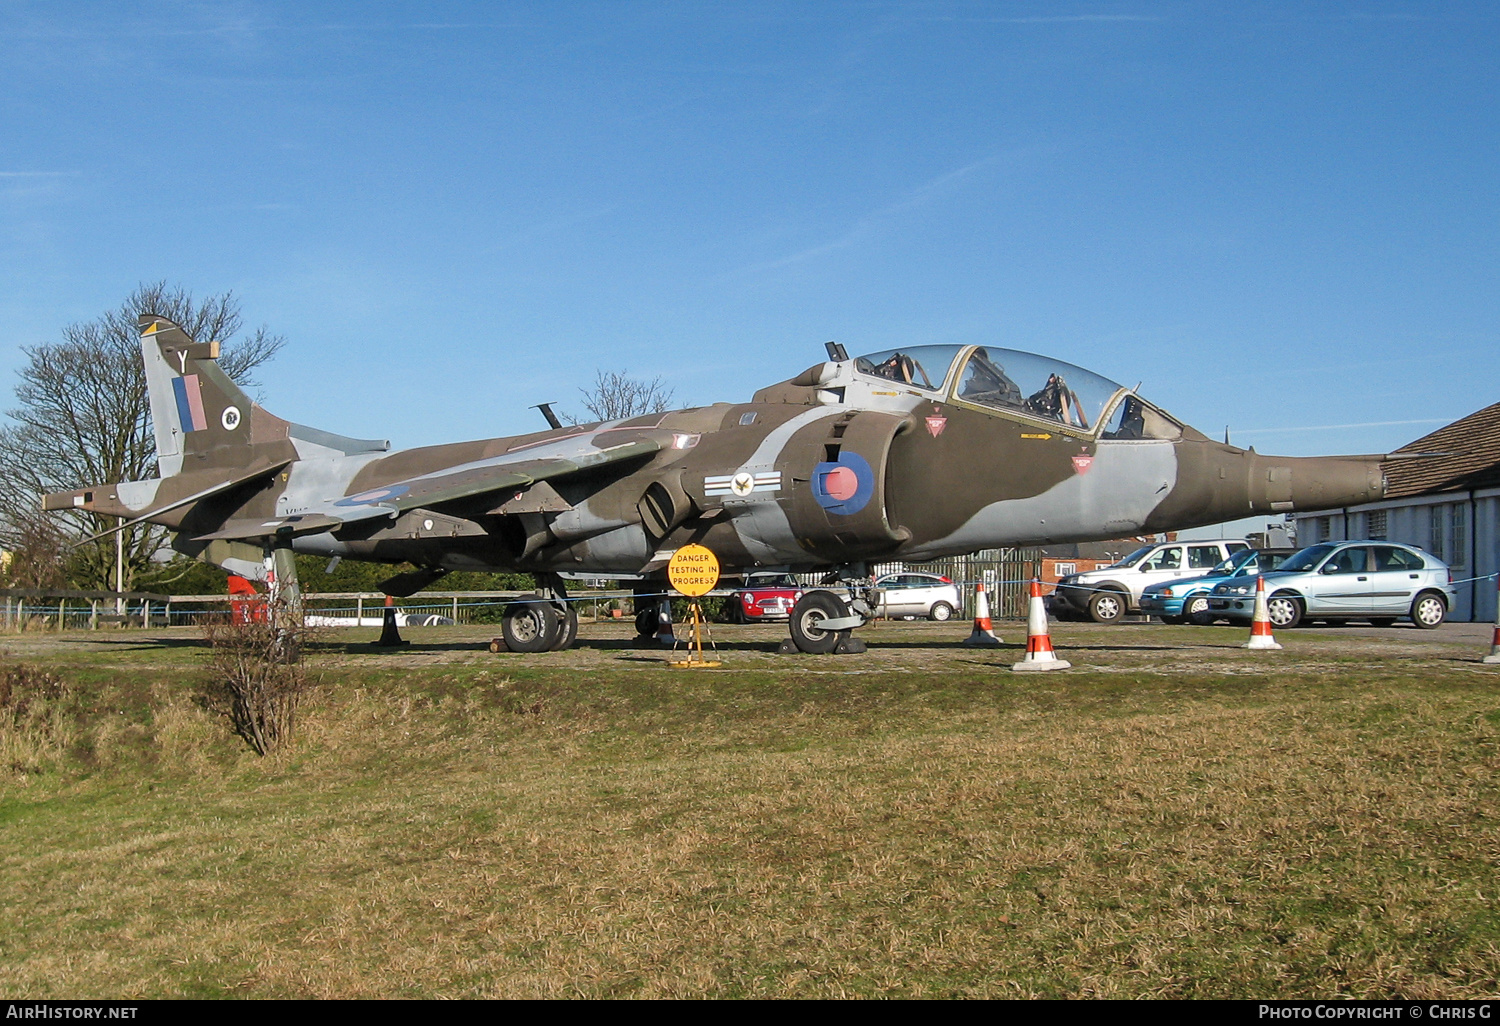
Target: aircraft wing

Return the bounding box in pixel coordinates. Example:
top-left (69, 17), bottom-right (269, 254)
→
top-left (187, 437), bottom-right (662, 541)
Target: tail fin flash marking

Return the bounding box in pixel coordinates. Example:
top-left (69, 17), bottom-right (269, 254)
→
top-left (172, 374), bottom-right (209, 432)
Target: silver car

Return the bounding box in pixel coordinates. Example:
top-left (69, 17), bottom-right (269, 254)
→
top-left (1207, 541), bottom-right (1456, 629)
top-left (873, 572), bottom-right (962, 621)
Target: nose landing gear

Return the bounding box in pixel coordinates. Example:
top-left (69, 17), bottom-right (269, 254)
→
top-left (780, 567), bottom-right (874, 654)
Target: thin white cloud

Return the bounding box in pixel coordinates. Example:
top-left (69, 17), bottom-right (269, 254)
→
top-left (739, 153), bottom-right (1014, 275)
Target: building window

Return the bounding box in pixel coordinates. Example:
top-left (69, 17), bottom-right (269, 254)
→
top-left (1430, 506), bottom-right (1446, 562)
top-left (1450, 504), bottom-right (1467, 569)
top-left (1315, 516), bottom-right (1332, 542)
top-left (1055, 562), bottom-right (1076, 577)
top-left (1368, 510), bottom-right (1387, 539)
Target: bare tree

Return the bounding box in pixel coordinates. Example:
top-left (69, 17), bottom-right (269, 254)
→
top-left (572, 369), bottom-right (677, 424)
top-left (0, 283), bottom-right (284, 591)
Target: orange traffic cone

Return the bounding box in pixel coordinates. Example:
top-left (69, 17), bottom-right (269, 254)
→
top-left (1243, 576), bottom-right (1283, 651)
top-left (1012, 579), bottom-right (1070, 671)
top-left (962, 581), bottom-right (1002, 646)
top-left (1483, 576), bottom-right (1500, 664)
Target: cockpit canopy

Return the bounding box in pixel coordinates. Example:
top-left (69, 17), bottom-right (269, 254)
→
top-left (853, 344), bottom-right (1181, 440)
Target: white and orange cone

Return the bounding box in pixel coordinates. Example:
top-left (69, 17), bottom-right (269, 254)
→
top-left (962, 581), bottom-right (1002, 646)
top-left (1243, 575), bottom-right (1283, 651)
top-left (1482, 576), bottom-right (1500, 664)
top-left (1012, 579), bottom-right (1071, 671)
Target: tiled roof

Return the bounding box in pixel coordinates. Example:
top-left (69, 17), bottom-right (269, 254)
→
top-left (1384, 400), bottom-right (1500, 498)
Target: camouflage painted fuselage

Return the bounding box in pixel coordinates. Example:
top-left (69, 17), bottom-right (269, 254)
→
top-left (46, 325), bottom-right (1385, 581)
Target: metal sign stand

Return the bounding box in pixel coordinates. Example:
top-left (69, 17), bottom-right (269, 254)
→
top-left (666, 544), bottom-right (723, 669)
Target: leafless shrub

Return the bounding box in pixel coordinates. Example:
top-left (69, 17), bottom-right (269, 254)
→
top-left (202, 598), bottom-right (314, 756)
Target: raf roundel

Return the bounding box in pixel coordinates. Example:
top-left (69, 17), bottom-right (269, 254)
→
top-left (812, 451), bottom-right (875, 516)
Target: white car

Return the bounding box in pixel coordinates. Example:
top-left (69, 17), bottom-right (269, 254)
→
top-left (873, 572), bottom-right (962, 621)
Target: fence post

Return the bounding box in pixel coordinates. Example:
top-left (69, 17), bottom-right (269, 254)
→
top-left (90, 599), bottom-right (99, 630)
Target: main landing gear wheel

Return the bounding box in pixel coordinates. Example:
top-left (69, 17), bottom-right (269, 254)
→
top-left (635, 607), bottom-right (657, 639)
top-left (790, 591), bottom-right (852, 654)
top-left (502, 599), bottom-right (560, 653)
top-left (548, 604), bottom-right (579, 651)
top-left (1088, 590), bottom-right (1126, 624)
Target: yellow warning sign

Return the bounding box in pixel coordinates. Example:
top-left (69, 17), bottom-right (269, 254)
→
top-left (667, 544), bottom-right (720, 597)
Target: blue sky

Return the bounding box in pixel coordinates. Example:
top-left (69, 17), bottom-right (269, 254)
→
top-left (2, 0), bottom-right (1497, 470)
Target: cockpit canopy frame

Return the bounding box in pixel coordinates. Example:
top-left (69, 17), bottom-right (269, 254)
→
top-left (851, 343), bottom-right (1182, 441)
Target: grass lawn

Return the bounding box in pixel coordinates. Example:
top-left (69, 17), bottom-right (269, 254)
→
top-left (1, 619), bottom-right (1497, 998)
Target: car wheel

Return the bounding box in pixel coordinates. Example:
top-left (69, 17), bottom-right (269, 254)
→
top-left (790, 591), bottom-right (852, 654)
top-left (1087, 590), bottom-right (1126, 624)
top-left (1265, 594), bottom-right (1303, 629)
top-left (928, 602), bottom-right (954, 622)
top-left (547, 603), bottom-right (579, 651)
top-left (1184, 596), bottom-right (1211, 625)
top-left (502, 600), bottom-right (560, 653)
top-left (1410, 592), bottom-right (1447, 630)
top-left (1368, 617), bottom-right (1396, 628)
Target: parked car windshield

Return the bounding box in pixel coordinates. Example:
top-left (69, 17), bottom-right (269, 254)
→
top-left (1110, 546), bottom-right (1155, 569)
top-left (744, 574), bottom-right (796, 588)
top-left (1277, 544), bottom-right (1338, 573)
top-left (1210, 549), bottom-right (1259, 575)
top-left (1210, 549), bottom-right (1295, 577)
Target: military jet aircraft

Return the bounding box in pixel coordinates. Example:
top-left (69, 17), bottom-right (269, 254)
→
top-left (43, 316), bottom-right (1385, 653)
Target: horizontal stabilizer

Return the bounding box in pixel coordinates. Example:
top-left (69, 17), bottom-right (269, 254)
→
top-left (60, 459), bottom-right (293, 546)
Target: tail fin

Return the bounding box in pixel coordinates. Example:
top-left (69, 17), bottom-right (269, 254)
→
top-left (141, 314), bottom-right (277, 476)
top-left (140, 314), bottom-right (387, 476)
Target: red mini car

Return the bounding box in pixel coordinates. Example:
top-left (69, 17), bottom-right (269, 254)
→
top-left (732, 573), bottom-right (804, 622)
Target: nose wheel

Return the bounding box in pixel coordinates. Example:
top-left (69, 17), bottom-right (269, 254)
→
top-left (786, 590), bottom-right (867, 654)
